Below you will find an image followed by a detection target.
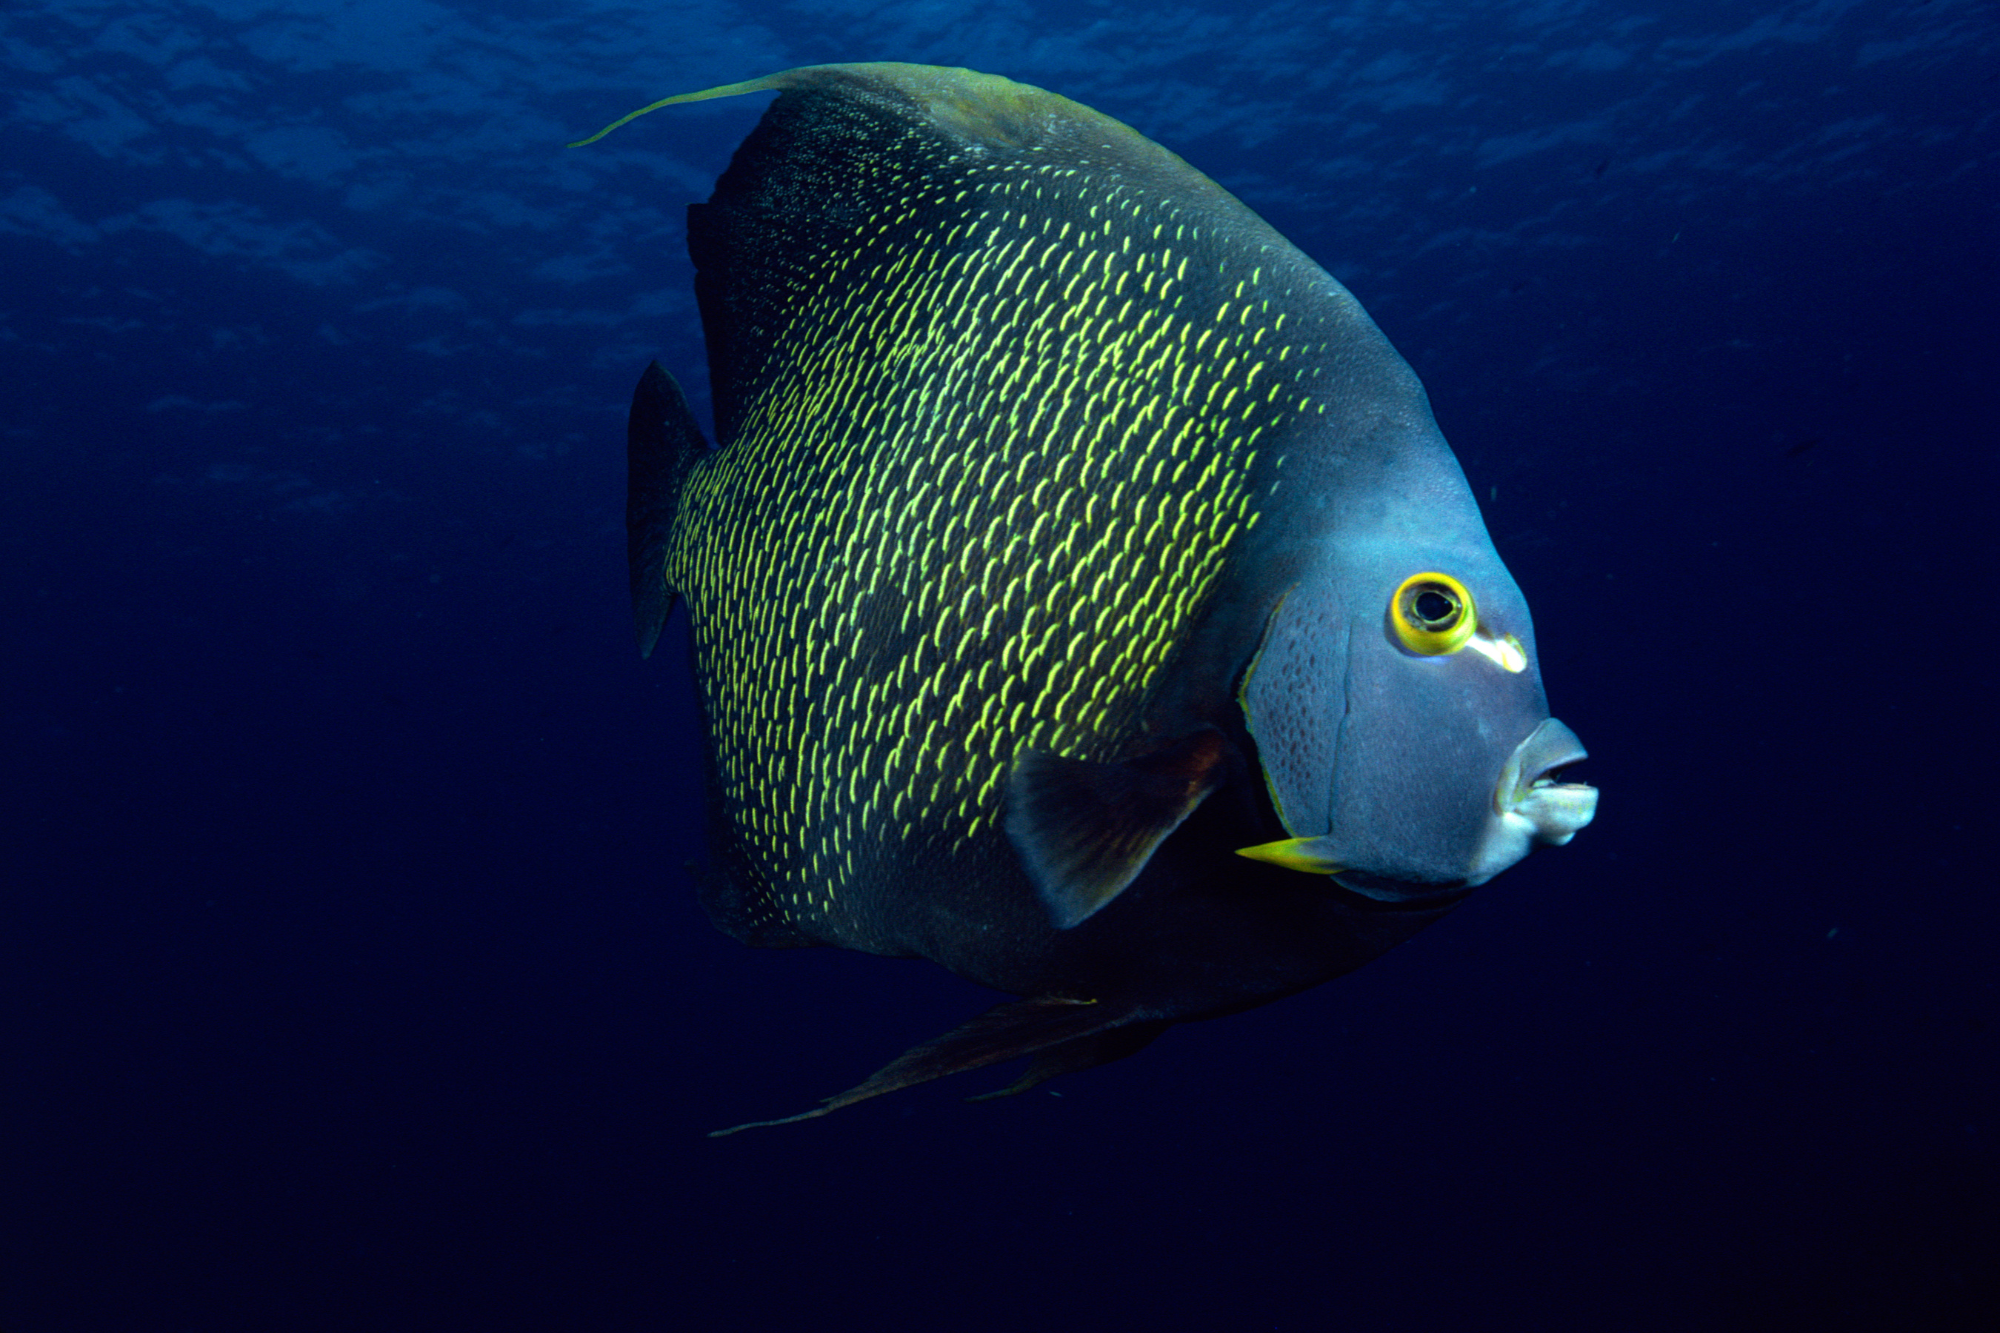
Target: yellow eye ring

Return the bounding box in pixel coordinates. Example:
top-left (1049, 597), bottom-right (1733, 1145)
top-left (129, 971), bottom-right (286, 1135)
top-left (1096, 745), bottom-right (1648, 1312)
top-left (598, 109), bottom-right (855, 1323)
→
top-left (1390, 572), bottom-right (1477, 656)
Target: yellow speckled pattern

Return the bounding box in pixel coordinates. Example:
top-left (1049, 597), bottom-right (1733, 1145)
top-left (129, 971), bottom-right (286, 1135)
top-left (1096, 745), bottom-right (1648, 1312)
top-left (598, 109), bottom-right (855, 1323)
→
top-left (667, 103), bottom-right (1334, 940)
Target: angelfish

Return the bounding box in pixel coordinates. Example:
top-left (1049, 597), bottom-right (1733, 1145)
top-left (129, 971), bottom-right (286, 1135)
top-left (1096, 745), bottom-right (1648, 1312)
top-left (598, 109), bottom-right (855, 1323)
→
top-left (579, 63), bottom-right (1598, 1133)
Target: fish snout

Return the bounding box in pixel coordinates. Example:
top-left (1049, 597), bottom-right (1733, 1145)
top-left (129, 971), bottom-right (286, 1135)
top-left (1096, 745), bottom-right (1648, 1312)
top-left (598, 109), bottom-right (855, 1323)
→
top-left (1466, 718), bottom-right (1598, 886)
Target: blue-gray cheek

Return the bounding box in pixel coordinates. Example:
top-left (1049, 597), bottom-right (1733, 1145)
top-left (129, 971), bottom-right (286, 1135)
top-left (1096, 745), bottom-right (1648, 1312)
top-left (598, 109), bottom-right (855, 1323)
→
top-left (1321, 628), bottom-right (1551, 885)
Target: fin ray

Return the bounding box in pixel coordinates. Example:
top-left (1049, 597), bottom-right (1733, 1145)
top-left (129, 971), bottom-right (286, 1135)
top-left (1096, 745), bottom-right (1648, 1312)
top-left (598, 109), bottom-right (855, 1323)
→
top-left (963, 1022), bottom-right (1169, 1101)
top-left (708, 997), bottom-right (1142, 1136)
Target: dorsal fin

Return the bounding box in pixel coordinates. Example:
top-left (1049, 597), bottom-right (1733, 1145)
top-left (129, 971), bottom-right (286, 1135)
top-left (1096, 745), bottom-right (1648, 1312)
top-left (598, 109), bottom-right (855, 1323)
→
top-left (578, 64), bottom-right (1297, 444)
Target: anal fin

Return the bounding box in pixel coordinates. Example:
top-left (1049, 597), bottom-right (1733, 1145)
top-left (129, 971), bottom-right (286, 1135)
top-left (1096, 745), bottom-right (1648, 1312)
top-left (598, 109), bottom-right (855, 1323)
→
top-left (1005, 727), bottom-right (1233, 929)
top-left (707, 996), bottom-right (1145, 1137)
top-left (964, 1021), bottom-right (1168, 1101)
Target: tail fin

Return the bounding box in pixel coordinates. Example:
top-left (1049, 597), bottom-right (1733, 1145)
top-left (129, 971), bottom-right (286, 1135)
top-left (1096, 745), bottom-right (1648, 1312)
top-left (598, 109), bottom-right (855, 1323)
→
top-left (626, 361), bottom-right (708, 657)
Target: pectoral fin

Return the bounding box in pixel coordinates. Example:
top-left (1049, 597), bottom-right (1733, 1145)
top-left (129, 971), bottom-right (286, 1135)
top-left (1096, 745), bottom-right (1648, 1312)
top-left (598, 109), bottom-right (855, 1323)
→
top-left (1005, 727), bottom-right (1233, 930)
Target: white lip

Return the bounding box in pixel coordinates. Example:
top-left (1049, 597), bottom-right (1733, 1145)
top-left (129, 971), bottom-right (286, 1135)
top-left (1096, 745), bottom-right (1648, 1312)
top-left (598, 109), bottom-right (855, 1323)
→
top-left (1466, 718), bottom-right (1598, 885)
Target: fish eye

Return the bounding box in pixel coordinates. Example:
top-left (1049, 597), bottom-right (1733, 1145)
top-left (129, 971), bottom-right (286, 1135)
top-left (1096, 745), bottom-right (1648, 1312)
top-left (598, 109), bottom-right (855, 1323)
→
top-left (1390, 572), bottom-right (1478, 655)
top-left (1411, 589), bottom-right (1457, 625)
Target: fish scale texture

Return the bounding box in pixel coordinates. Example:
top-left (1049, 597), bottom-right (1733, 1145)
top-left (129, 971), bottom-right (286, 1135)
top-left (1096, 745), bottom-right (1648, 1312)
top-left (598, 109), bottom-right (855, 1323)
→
top-left (666, 75), bottom-right (1340, 944)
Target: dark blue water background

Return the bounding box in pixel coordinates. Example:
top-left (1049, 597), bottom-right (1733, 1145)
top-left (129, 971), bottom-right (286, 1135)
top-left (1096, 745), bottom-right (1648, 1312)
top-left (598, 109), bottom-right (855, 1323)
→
top-left (5, 2), bottom-right (1994, 1329)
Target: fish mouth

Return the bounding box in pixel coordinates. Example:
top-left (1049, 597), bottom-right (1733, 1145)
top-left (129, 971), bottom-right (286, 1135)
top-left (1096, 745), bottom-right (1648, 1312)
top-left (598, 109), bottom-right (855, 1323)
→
top-left (1239, 717), bottom-right (1595, 899)
top-left (1466, 718), bottom-right (1598, 886)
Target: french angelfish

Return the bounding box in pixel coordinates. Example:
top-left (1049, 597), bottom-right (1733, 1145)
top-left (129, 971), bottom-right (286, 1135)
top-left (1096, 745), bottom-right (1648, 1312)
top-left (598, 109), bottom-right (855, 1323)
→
top-left (583, 63), bottom-right (1599, 1133)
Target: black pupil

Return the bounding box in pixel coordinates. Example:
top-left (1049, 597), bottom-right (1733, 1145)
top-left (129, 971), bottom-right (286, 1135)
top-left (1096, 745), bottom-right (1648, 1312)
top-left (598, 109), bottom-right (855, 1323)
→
top-left (1413, 589), bottom-right (1457, 626)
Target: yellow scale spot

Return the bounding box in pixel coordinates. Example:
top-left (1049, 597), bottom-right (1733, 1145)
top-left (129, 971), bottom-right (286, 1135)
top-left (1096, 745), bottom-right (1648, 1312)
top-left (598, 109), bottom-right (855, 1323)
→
top-left (665, 149), bottom-right (1306, 931)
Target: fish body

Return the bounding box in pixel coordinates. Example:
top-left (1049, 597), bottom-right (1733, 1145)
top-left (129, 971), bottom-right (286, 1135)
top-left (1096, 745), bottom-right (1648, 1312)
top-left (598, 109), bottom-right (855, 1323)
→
top-left (603, 64), bottom-right (1597, 1129)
